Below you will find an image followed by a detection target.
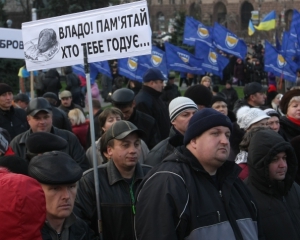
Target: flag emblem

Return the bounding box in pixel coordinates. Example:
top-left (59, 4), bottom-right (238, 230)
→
top-left (277, 54), bottom-right (286, 68)
top-left (197, 25), bottom-right (209, 39)
top-left (208, 49), bottom-right (217, 65)
top-left (151, 51), bottom-right (163, 67)
top-left (177, 52), bottom-right (190, 63)
top-left (127, 57), bottom-right (138, 71)
top-left (225, 33), bottom-right (238, 49)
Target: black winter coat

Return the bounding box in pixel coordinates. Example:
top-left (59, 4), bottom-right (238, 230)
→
top-left (74, 160), bottom-right (151, 240)
top-left (42, 69), bottom-right (62, 96)
top-left (51, 105), bottom-right (72, 131)
top-left (245, 129), bottom-right (300, 240)
top-left (0, 106), bottom-right (29, 139)
top-left (221, 87), bottom-right (238, 111)
top-left (136, 146), bottom-right (263, 240)
top-left (144, 126), bottom-right (181, 166)
top-left (160, 83), bottom-right (181, 105)
top-left (65, 66), bottom-right (81, 95)
top-left (41, 213), bottom-right (98, 240)
top-left (128, 109), bottom-right (159, 149)
top-left (135, 86), bottom-right (170, 141)
top-left (279, 116), bottom-right (300, 141)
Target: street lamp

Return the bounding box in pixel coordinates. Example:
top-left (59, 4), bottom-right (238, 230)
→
top-left (6, 19), bottom-right (12, 28)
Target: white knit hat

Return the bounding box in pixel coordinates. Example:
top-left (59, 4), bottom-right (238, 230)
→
top-left (169, 97), bottom-right (198, 122)
top-left (237, 106), bottom-right (270, 130)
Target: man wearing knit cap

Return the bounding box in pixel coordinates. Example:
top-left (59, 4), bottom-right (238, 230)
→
top-left (144, 96), bottom-right (198, 166)
top-left (135, 108), bottom-right (263, 240)
top-left (58, 90), bottom-right (84, 115)
top-left (0, 83), bottom-right (29, 139)
top-left (184, 84), bottom-right (213, 109)
top-left (10, 97), bottom-right (89, 171)
top-left (135, 68), bottom-right (170, 141)
top-left (233, 82), bottom-right (267, 114)
top-left (28, 151), bottom-right (96, 239)
top-left (111, 88), bottom-right (159, 149)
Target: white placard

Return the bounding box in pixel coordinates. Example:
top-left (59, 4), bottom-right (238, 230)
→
top-left (0, 28), bottom-right (25, 59)
top-left (22, 1), bottom-right (152, 71)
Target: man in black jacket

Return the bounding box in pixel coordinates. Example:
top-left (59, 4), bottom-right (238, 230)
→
top-left (28, 151), bottom-right (97, 240)
top-left (144, 96), bottom-right (198, 166)
top-left (0, 83), bottom-right (29, 139)
top-left (111, 88), bottom-right (159, 149)
top-left (74, 121), bottom-right (151, 240)
top-left (10, 97), bottom-right (89, 171)
top-left (58, 90), bottom-right (84, 115)
top-left (245, 129), bottom-right (300, 240)
top-left (135, 109), bottom-right (264, 240)
top-left (135, 68), bottom-right (170, 141)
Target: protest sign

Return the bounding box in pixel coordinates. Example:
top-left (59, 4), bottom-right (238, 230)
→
top-left (22, 0), bottom-right (151, 71)
top-left (0, 28), bottom-right (24, 59)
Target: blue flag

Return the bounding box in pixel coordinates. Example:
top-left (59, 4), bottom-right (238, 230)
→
top-left (195, 40), bottom-right (229, 78)
top-left (183, 16), bottom-right (212, 47)
top-left (72, 65), bottom-right (85, 77)
top-left (118, 57), bottom-right (143, 82)
top-left (136, 46), bottom-right (168, 79)
top-left (264, 41), bottom-right (297, 82)
top-left (276, 34), bottom-right (281, 51)
top-left (165, 42), bottom-right (204, 75)
top-left (212, 23), bottom-right (247, 59)
top-left (90, 61), bottom-right (112, 79)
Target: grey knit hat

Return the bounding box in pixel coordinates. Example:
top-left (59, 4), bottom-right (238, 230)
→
top-left (169, 97), bottom-right (198, 122)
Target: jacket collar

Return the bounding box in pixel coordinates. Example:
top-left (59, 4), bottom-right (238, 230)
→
top-left (142, 85), bottom-right (162, 97)
top-left (19, 127), bottom-right (57, 144)
top-left (0, 105), bottom-right (15, 115)
top-left (107, 160), bottom-right (145, 185)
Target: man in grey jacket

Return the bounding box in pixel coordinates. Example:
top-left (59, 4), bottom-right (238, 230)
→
top-left (10, 97), bottom-right (89, 171)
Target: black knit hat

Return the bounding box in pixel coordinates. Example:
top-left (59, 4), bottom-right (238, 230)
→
top-left (211, 95), bottom-right (227, 106)
top-left (266, 91), bottom-right (279, 106)
top-left (183, 108), bottom-right (232, 145)
top-left (26, 132), bottom-right (68, 154)
top-left (184, 85), bottom-right (213, 107)
top-left (0, 83), bottom-right (13, 95)
top-left (280, 89), bottom-right (300, 114)
top-left (28, 151), bottom-right (83, 184)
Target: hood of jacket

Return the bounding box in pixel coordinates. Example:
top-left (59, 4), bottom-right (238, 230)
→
top-left (247, 129), bottom-right (297, 196)
top-left (0, 168), bottom-right (46, 240)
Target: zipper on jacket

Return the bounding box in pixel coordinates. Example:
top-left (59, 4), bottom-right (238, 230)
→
top-left (251, 201), bottom-right (257, 218)
top-left (219, 190), bottom-right (222, 198)
top-left (217, 211), bottom-right (221, 222)
top-left (10, 121), bottom-right (13, 127)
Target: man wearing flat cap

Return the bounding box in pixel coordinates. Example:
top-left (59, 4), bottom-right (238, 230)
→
top-left (134, 68), bottom-right (170, 142)
top-left (135, 108), bottom-right (264, 240)
top-left (0, 83), bottom-right (29, 139)
top-left (10, 97), bottom-right (89, 171)
top-left (28, 151), bottom-right (97, 239)
top-left (74, 120), bottom-right (151, 240)
top-left (111, 88), bottom-right (159, 149)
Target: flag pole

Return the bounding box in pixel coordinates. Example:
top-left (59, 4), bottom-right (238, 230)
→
top-left (83, 45), bottom-right (103, 240)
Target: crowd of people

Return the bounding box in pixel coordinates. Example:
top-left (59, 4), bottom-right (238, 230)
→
top-left (2, 46), bottom-right (300, 239)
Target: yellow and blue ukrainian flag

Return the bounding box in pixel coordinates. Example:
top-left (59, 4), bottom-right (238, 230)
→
top-left (254, 10), bottom-right (276, 31)
top-left (248, 20), bottom-right (255, 36)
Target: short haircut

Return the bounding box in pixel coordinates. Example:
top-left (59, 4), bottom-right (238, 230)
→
top-left (92, 98), bottom-right (101, 110)
top-left (201, 76), bottom-right (211, 84)
top-left (98, 107), bottom-right (124, 135)
top-left (68, 108), bottom-right (86, 125)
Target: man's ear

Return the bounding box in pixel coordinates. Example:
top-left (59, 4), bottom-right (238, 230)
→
top-left (132, 101), bottom-right (136, 108)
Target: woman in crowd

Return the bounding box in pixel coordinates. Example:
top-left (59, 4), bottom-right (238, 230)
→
top-left (68, 108), bottom-right (89, 150)
top-left (279, 89), bottom-right (300, 141)
top-left (200, 76), bottom-right (212, 90)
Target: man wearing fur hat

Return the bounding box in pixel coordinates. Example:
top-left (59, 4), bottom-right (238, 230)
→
top-left (144, 96), bottom-right (198, 166)
top-left (135, 108), bottom-right (264, 240)
top-left (28, 151), bottom-right (97, 239)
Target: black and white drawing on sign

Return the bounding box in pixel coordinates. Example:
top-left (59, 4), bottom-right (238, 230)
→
top-left (24, 28), bottom-right (59, 63)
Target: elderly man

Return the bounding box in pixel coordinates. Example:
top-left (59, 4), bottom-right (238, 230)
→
top-left (28, 151), bottom-right (96, 239)
top-left (74, 120), bottom-right (151, 240)
top-left (10, 97), bottom-right (89, 171)
top-left (0, 83), bottom-right (29, 139)
top-left (144, 96), bottom-right (198, 166)
top-left (135, 108), bottom-right (264, 240)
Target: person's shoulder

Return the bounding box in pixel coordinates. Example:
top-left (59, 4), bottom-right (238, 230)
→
top-left (13, 107), bottom-right (27, 117)
top-left (135, 110), bottom-right (155, 123)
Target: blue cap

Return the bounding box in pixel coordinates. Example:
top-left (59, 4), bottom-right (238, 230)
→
top-left (143, 68), bottom-right (166, 82)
